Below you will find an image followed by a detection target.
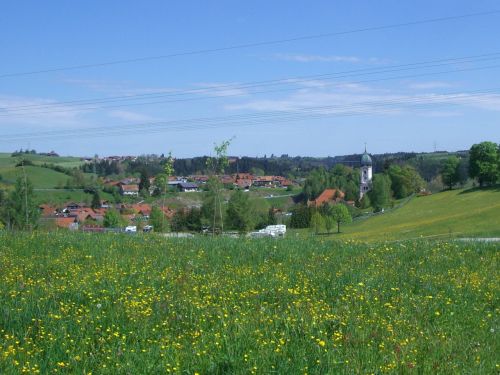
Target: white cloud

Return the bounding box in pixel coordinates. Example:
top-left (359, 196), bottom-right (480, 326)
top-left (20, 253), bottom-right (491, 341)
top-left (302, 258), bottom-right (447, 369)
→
top-left (225, 85), bottom-right (500, 117)
top-left (107, 110), bottom-right (156, 122)
top-left (273, 53), bottom-right (361, 63)
top-left (192, 82), bottom-right (249, 97)
top-left (409, 81), bottom-right (454, 90)
top-left (63, 78), bottom-right (177, 96)
top-left (0, 95), bottom-right (87, 128)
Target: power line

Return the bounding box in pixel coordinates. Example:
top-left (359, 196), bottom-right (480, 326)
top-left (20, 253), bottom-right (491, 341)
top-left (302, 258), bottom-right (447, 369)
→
top-left (2, 58), bottom-right (500, 118)
top-left (1, 10), bottom-right (498, 79)
top-left (2, 88), bottom-right (498, 142)
top-left (2, 51), bottom-right (499, 112)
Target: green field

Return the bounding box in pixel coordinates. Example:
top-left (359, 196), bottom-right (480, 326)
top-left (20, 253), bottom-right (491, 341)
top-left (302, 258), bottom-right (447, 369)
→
top-left (0, 153), bottom-right (85, 189)
top-left (33, 189), bottom-right (115, 205)
top-left (0, 166), bottom-right (70, 189)
top-left (0, 232), bottom-right (497, 374)
top-left (327, 188), bottom-right (500, 241)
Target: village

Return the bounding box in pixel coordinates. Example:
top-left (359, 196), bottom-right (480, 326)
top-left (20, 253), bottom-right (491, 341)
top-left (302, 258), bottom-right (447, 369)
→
top-left (37, 171), bottom-right (298, 232)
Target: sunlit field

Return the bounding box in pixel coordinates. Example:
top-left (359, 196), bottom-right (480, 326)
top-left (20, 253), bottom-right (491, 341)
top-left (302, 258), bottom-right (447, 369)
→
top-left (0, 232), bottom-right (498, 374)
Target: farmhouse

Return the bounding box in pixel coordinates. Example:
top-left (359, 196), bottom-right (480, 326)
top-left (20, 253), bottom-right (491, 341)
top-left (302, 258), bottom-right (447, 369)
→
top-left (177, 182), bottom-right (199, 192)
top-left (120, 184), bottom-right (139, 196)
top-left (308, 189), bottom-right (345, 208)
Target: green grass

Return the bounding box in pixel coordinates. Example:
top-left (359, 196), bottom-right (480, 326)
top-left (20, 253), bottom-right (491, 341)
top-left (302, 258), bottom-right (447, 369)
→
top-left (327, 188), bottom-right (500, 241)
top-left (0, 153), bottom-right (83, 168)
top-left (0, 166), bottom-right (70, 189)
top-left (0, 232), bottom-right (497, 373)
top-left (0, 154), bottom-right (93, 190)
top-left (34, 190), bottom-right (115, 205)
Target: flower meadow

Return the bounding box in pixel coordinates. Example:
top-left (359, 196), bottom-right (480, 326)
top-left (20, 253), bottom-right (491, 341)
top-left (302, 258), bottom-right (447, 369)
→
top-left (0, 232), bottom-right (498, 374)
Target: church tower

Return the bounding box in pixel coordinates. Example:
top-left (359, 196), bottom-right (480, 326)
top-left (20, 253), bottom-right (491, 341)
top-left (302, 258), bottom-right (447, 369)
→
top-left (359, 146), bottom-right (373, 200)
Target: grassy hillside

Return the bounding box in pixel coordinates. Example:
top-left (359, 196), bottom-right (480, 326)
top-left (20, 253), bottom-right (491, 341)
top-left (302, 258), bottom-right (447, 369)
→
top-left (0, 232), bottom-right (497, 374)
top-left (0, 153), bottom-right (87, 189)
top-left (1, 165), bottom-right (70, 189)
top-left (338, 187), bottom-right (500, 241)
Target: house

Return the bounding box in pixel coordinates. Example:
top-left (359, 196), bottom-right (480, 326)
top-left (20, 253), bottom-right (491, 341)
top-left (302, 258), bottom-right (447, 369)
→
top-left (55, 217), bottom-right (78, 229)
top-left (131, 204), bottom-right (152, 218)
top-left (235, 179), bottom-right (253, 189)
top-left (65, 202), bottom-right (83, 211)
top-left (220, 175), bottom-right (235, 185)
top-left (160, 206), bottom-right (176, 219)
top-left (190, 175), bottom-right (209, 184)
top-left (307, 189), bottom-right (345, 208)
top-left (39, 204), bottom-right (57, 217)
top-left (177, 182), bottom-right (199, 192)
top-left (120, 184), bottom-right (139, 196)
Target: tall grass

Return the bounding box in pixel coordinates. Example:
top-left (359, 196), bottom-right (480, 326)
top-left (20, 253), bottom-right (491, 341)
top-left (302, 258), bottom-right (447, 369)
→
top-left (0, 232), bottom-right (498, 374)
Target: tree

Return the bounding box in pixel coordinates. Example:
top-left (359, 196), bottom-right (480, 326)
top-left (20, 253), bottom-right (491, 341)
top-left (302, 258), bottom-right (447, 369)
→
top-left (225, 189), bottom-right (255, 232)
top-left (161, 152), bottom-right (175, 231)
top-left (267, 207), bottom-right (278, 225)
top-left (387, 165), bottom-right (425, 199)
top-left (91, 190), bottom-right (101, 209)
top-left (6, 176), bottom-right (39, 230)
top-left (324, 215), bottom-right (335, 234)
top-left (289, 204), bottom-right (312, 228)
top-left (310, 211), bottom-right (325, 234)
top-left (201, 176), bottom-right (225, 232)
top-left (331, 204), bottom-right (352, 233)
top-left (149, 206), bottom-right (169, 232)
top-left (441, 156), bottom-right (461, 190)
top-left (139, 169), bottom-right (150, 196)
top-left (206, 139), bottom-right (232, 234)
top-left (359, 193), bottom-right (371, 209)
top-left (369, 174), bottom-right (392, 212)
top-left (103, 209), bottom-right (122, 228)
top-left (469, 141), bottom-right (499, 186)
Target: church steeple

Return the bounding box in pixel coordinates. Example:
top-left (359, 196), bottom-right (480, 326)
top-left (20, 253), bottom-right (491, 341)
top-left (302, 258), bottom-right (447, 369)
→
top-left (359, 146), bottom-right (373, 199)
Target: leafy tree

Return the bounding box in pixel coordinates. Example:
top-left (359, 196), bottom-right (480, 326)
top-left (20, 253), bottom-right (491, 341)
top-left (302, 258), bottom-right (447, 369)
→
top-left (201, 176), bottom-right (225, 232)
top-left (267, 207), bottom-right (278, 225)
top-left (139, 169), bottom-right (150, 196)
top-left (469, 141), bottom-right (499, 186)
top-left (250, 167), bottom-right (265, 176)
top-left (369, 174), bottom-right (392, 212)
top-left (6, 176), bottom-right (39, 230)
top-left (103, 209), bottom-right (123, 228)
top-left (441, 156), bottom-right (461, 190)
top-left (161, 152), bottom-right (175, 231)
top-left (324, 215), bottom-right (335, 234)
top-left (289, 204), bottom-right (312, 228)
top-left (67, 169), bottom-right (86, 188)
top-left (310, 211), bottom-right (325, 234)
top-left (206, 139), bottom-right (232, 234)
top-left (91, 190), bottom-right (101, 209)
top-left (359, 193), bottom-right (371, 209)
top-left (388, 165), bottom-right (425, 199)
top-left (149, 206), bottom-right (169, 232)
top-left (226, 189), bottom-right (255, 232)
top-left (331, 204), bottom-right (352, 233)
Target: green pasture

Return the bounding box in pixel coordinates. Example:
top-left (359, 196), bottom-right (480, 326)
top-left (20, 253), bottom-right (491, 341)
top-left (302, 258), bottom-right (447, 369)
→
top-left (0, 233), bottom-right (497, 374)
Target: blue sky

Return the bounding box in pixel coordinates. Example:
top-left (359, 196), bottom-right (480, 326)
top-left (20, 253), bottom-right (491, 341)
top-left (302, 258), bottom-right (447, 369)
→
top-left (0, 1), bottom-right (499, 157)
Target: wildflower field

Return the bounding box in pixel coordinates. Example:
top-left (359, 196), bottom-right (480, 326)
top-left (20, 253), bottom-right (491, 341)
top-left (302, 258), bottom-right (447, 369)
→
top-left (0, 232), bottom-right (498, 374)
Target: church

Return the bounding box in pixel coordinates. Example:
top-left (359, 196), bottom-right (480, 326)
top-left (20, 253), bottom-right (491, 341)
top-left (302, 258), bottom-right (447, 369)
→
top-left (359, 147), bottom-right (373, 200)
